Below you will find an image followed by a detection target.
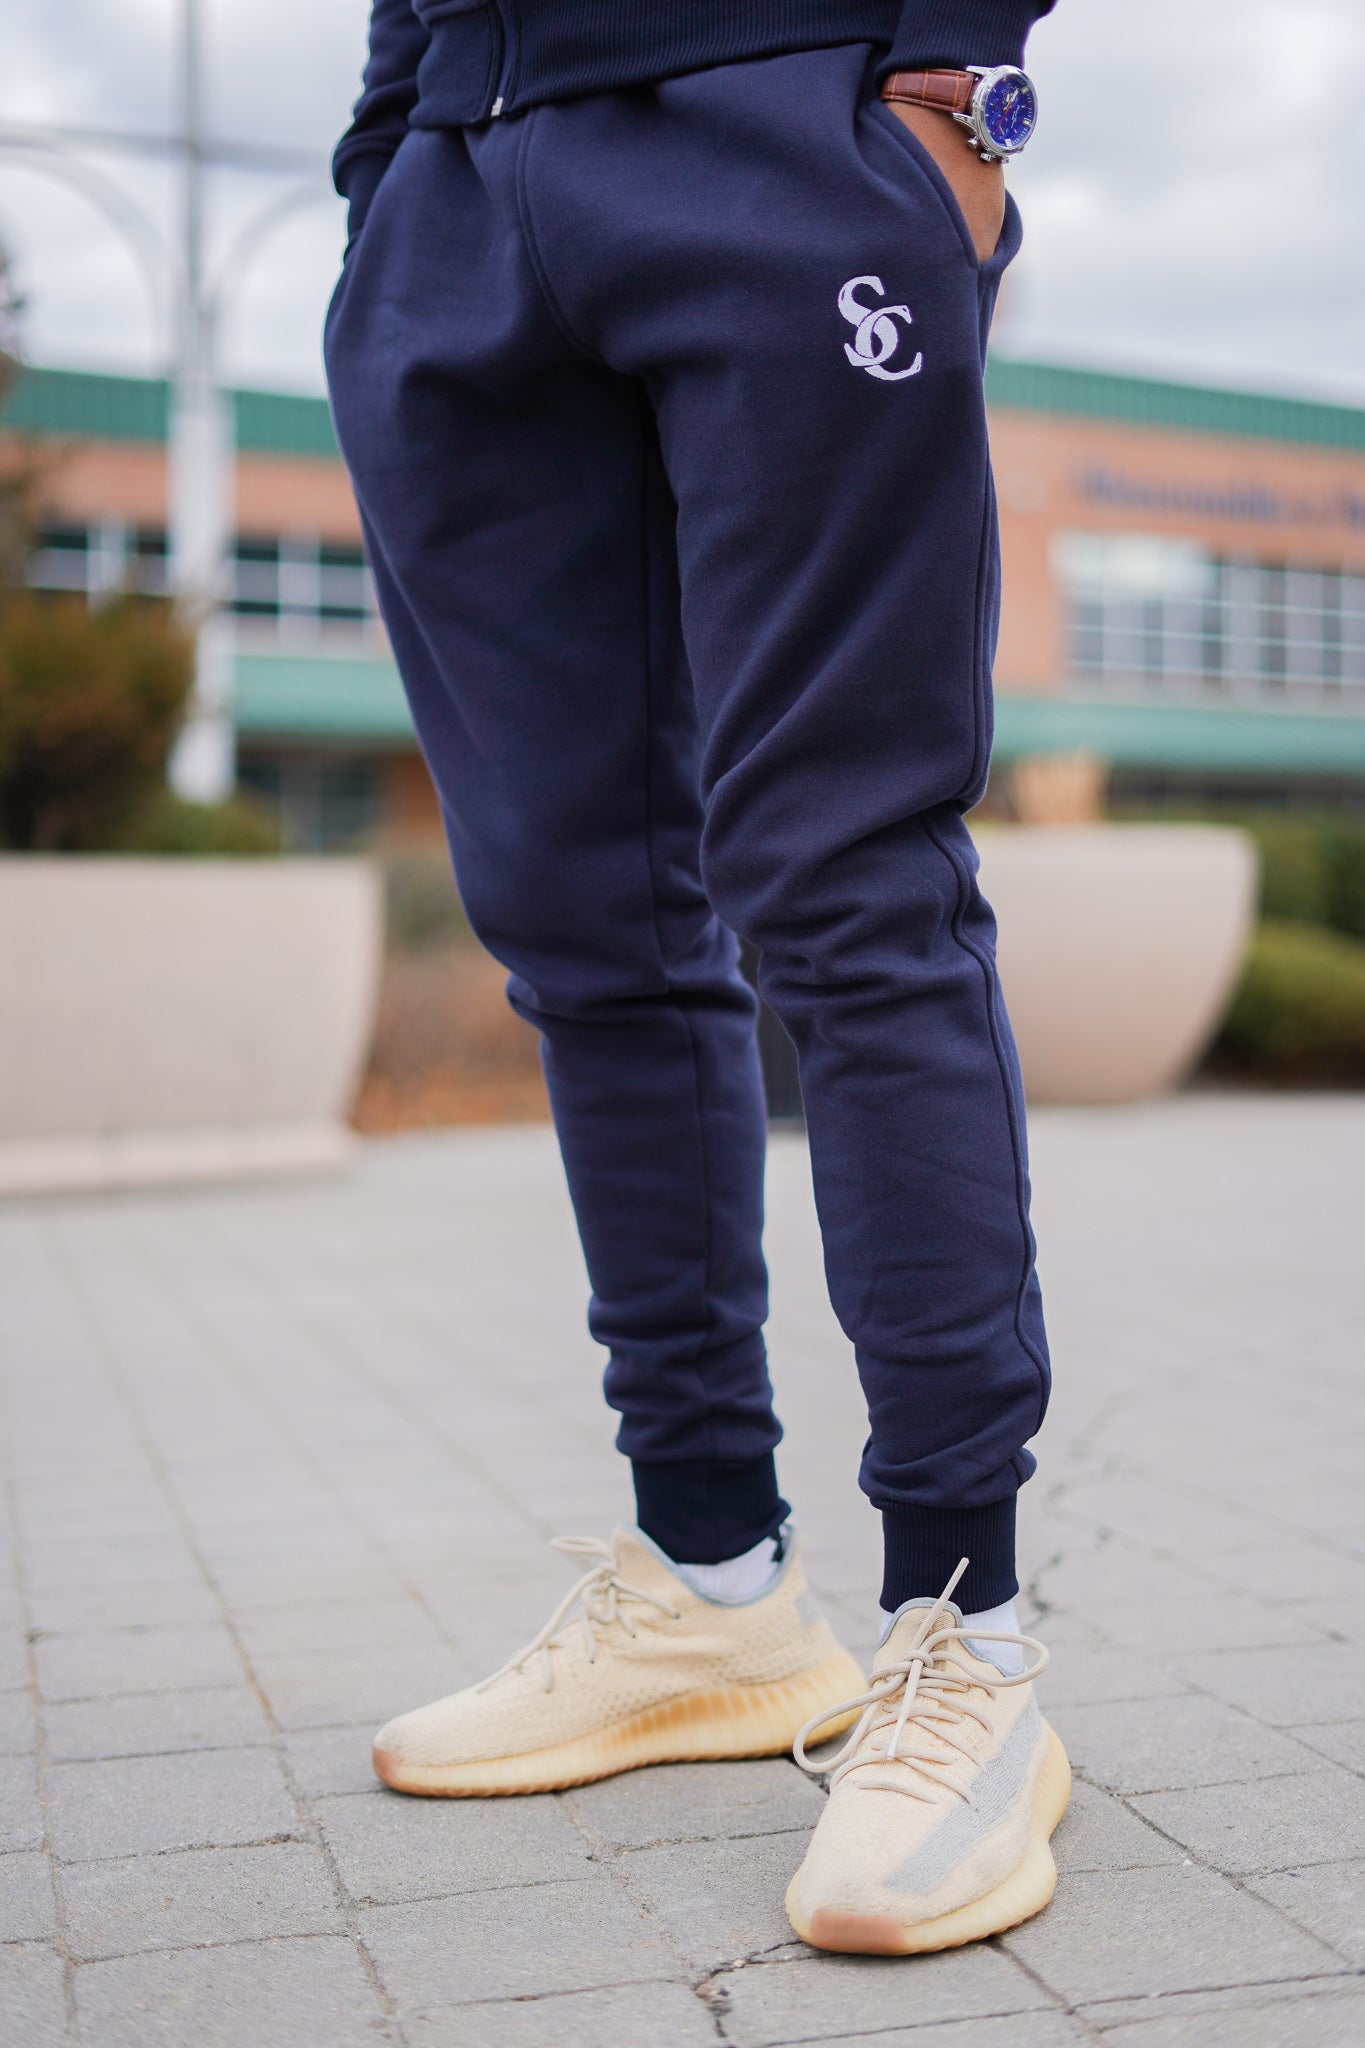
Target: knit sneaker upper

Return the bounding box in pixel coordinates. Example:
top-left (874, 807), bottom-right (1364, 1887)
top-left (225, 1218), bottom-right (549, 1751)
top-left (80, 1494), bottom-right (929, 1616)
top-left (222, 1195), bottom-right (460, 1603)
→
top-left (788, 1581), bottom-right (1051, 1926)
top-left (375, 1528), bottom-right (854, 1770)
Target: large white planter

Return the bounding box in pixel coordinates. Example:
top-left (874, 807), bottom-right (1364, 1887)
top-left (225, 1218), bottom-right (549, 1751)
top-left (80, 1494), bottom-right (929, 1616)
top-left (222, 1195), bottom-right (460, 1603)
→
top-left (0, 858), bottom-right (382, 1195)
top-left (974, 824), bottom-right (1257, 1104)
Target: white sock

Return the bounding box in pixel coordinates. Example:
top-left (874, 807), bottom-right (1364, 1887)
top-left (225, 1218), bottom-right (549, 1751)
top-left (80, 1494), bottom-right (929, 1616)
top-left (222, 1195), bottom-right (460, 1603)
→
top-left (879, 1596), bottom-right (1025, 1675)
top-left (672, 1528), bottom-right (786, 1603)
top-left (960, 1599), bottom-right (1025, 1675)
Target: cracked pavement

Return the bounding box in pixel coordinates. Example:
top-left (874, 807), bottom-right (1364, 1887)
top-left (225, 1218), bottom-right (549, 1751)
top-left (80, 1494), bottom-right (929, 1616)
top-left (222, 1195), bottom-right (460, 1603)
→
top-left (1, 1095), bottom-right (1362, 2045)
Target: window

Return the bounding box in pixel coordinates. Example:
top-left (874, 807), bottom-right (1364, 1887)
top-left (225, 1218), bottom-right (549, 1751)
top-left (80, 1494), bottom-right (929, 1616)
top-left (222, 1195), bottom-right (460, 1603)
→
top-left (1053, 531), bottom-right (1365, 705)
top-left (232, 535), bottom-right (374, 633)
top-left (237, 752), bottom-right (384, 850)
top-left (27, 521), bottom-right (375, 636)
top-left (233, 536), bottom-right (280, 616)
top-left (29, 524), bottom-right (90, 592)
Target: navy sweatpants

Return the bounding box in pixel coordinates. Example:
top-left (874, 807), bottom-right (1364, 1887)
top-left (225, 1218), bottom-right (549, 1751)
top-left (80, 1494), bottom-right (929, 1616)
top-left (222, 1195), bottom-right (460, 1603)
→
top-left (325, 43), bottom-right (1050, 1611)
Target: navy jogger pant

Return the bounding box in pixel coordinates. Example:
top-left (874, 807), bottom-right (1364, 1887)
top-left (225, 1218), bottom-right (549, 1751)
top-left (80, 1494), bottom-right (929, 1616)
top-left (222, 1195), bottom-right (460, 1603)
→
top-left (325, 43), bottom-right (1050, 1611)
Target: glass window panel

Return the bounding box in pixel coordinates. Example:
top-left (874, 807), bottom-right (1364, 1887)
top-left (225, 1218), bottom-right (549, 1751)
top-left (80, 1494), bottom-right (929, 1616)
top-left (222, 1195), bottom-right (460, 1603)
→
top-left (1061, 549), bottom-right (1365, 704)
top-left (1342, 581), bottom-right (1365, 686)
top-left (1070, 600), bottom-right (1103, 672)
top-left (317, 562), bottom-right (369, 619)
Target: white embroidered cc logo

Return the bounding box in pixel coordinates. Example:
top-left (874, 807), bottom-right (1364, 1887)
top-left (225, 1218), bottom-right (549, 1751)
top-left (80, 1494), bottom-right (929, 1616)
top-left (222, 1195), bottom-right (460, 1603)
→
top-left (837, 275), bottom-right (923, 382)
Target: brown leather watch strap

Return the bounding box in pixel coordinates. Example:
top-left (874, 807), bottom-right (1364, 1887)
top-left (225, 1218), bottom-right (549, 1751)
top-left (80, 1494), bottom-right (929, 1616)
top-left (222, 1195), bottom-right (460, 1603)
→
top-left (880, 69), bottom-right (975, 116)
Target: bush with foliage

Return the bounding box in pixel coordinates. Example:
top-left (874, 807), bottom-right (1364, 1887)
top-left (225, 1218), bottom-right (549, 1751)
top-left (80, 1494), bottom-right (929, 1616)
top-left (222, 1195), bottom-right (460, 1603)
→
top-left (0, 593), bottom-right (192, 850)
top-left (111, 789), bottom-right (280, 857)
top-left (1215, 918), bottom-right (1365, 1083)
top-left (1107, 804), bottom-right (1365, 1084)
top-left (1243, 813), bottom-right (1365, 942)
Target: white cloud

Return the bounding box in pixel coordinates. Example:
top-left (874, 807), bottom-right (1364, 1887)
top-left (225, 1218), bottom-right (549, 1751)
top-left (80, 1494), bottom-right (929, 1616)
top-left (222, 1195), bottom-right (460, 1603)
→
top-left (1003, 0), bottom-right (1365, 397)
top-left (1, 0), bottom-right (1361, 400)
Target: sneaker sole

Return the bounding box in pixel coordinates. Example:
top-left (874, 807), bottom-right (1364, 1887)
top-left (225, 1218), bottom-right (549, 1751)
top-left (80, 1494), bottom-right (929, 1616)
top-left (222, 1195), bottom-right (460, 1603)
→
top-left (372, 1651), bottom-right (867, 1796)
top-left (788, 1721), bottom-right (1072, 1955)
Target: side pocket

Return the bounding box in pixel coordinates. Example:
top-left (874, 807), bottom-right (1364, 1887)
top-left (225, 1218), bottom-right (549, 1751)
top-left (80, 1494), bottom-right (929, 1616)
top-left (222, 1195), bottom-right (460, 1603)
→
top-left (861, 92), bottom-right (983, 271)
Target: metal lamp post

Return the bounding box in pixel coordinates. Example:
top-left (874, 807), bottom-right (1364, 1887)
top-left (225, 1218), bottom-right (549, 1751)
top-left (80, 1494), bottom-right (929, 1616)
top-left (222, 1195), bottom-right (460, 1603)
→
top-left (165, 0), bottom-right (236, 799)
top-left (0, 0), bottom-right (330, 800)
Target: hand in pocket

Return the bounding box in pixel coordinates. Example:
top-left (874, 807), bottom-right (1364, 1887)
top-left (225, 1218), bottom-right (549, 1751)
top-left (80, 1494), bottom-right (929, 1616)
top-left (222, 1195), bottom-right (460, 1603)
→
top-left (883, 102), bottom-right (1007, 262)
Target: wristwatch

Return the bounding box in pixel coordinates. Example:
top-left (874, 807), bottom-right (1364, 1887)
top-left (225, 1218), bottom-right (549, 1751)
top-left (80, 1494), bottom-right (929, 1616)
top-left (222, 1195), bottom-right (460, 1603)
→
top-left (881, 66), bottom-right (1039, 163)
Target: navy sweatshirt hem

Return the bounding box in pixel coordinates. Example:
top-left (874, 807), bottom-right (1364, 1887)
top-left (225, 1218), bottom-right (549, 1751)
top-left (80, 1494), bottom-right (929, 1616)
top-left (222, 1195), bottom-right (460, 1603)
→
top-left (334, 1), bottom-right (1054, 203)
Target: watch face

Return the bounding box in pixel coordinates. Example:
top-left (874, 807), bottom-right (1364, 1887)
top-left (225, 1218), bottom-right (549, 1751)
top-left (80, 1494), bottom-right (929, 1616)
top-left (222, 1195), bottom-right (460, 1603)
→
top-left (978, 68), bottom-right (1037, 154)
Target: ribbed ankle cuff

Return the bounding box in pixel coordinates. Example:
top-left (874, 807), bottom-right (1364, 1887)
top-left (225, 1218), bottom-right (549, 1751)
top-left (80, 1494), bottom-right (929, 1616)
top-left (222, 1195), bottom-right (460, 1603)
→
top-left (631, 1453), bottom-right (789, 1567)
top-left (879, 1497), bottom-right (1018, 1612)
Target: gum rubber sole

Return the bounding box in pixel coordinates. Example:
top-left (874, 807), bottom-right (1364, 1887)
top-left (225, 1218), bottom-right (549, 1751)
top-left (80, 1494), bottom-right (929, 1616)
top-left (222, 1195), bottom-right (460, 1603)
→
top-left (372, 1651), bottom-right (867, 1796)
top-left (787, 1722), bottom-right (1072, 1955)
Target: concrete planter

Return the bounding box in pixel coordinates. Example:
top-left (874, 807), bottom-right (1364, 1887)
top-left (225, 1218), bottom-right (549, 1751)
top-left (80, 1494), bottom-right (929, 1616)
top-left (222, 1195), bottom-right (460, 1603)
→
top-left (0, 858), bottom-right (382, 1195)
top-left (974, 824), bottom-right (1257, 1104)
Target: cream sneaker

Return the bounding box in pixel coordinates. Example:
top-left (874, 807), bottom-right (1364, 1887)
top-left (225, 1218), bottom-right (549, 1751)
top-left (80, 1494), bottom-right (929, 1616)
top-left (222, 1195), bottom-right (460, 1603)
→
top-left (785, 1562), bottom-right (1071, 1954)
top-left (373, 1528), bottom-right (865, 1795)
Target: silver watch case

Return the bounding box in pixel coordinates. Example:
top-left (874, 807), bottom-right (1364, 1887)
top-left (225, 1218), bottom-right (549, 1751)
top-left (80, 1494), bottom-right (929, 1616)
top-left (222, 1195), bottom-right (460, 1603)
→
top-left (952, 64), bottom-right (1038, 164)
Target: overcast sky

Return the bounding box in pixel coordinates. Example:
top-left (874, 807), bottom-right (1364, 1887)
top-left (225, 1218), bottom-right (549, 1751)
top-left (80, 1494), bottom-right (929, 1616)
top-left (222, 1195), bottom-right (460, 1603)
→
top-left (2, 0), bottom-right (1362, 403)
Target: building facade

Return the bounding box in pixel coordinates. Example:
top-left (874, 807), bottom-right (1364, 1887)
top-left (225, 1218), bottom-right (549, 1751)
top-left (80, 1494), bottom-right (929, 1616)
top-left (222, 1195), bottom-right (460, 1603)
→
top-left (4, 359), bottom-right (1364, 844)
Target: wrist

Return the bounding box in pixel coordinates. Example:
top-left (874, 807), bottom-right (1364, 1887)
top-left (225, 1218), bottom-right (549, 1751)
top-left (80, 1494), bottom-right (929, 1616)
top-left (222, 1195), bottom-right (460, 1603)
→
top-left (882, 65), bottom-right (1039, 165)
top-left (881, 101), bottom-right (1006, 265)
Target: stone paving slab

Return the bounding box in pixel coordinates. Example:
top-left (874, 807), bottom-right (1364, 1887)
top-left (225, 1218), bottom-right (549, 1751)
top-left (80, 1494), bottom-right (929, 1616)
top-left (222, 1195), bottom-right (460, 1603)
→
top-left (316, 1786), bottom-right (592, 1905)
top-left (1247, 1859), bottom-right (1365, 1967)
top-left (359, 1876), bottom-right (682, 2008)
top-left (44, 1749), bottom-right (298, 1864)
top-left (1055, 1694), bottom-right (1320, 1796)
top-left (405, 1981), bottom-right (721, 2048)
top-left (73, 1936), bottom-right (389, 2048)
top-left (704, 1946), bottom-right (1052, 2045)
top-left (1086, 1981), bottom-right (1365, 2046)
top-left (1047, 1778), bottom-right (1184, 1875)
top-left (1130, 1767), bottom-right (1365, 1876)
top-left (563, 1755), bottom-right (825, 1851)
top-left (0, 1942), bottom-right (67, 2048)
top-left (60, 1842), bottom-right (341, 1961)
top-left (42, 1686), bottom-right (272, 1765)
top-left (0, 1851), bottom-right (57, 1943)
top-left (0, 1098), bottom-right (1362, 2043)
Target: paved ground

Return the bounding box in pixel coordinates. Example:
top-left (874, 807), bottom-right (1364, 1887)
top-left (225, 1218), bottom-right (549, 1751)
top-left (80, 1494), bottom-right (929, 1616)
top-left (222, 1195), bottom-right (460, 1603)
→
top-left (0, 1096), bottom-right (1363, 2047)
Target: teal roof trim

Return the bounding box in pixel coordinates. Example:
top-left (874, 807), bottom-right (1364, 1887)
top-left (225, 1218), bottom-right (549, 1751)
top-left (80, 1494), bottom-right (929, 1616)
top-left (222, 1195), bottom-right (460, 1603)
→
top-left (233, 649), bottom-right (413, 744)
top-left (232, 386), bottom-right (339, 458)
top-left (0, 366), bottom-right (169, 442)
top-left (993, 693), bottom-right (1365, 775)
top-left (233, 649), bottom-right (1365, 772)
top-left (984, 358), bottom-right (1365, 452)
top-left (1, 366), bottom-right (338, 457)
top-left (7, 361), bottom-right (1365, 458)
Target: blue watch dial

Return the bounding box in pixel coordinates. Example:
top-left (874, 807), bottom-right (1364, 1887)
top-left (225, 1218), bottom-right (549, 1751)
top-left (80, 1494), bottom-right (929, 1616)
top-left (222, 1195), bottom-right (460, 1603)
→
top-left (979, 70), bottom-right (1037, 154)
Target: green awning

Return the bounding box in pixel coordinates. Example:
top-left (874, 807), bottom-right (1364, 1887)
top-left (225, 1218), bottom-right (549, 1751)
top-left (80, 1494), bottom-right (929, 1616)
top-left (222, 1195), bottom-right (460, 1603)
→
top-left (993, 693), bottom-right (1365, 774)
top-left (233, 651), bottom-right (1365, 777)
top-left (233, 649), bottom-right (413, 744)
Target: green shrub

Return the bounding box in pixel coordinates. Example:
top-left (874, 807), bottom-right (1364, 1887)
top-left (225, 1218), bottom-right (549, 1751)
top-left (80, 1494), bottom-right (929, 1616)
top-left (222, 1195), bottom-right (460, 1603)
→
top-left (0, 593), bottom-right (193, 850)
top-left (112, 790), bottom-right (280, 857)
top-left (1244, 818), bottom-right (1330, 926)
top-left (1321, 818), bottom-right (1365, 942)
top-left (1214, 918), bottom-right (1365, 1082)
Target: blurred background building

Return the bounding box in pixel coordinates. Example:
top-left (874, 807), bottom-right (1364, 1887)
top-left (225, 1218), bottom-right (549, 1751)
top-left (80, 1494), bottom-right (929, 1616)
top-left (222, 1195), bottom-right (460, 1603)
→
top-left (4, 353), bottom-right (1363, 849)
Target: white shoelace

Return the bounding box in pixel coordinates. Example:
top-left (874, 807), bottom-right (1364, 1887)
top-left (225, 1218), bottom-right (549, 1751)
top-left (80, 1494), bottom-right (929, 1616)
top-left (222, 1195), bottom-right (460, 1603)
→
top-left (793, 1558), bottom-right (1048, 1805)
top-left (473, 1536), bottom-right (681, 1696)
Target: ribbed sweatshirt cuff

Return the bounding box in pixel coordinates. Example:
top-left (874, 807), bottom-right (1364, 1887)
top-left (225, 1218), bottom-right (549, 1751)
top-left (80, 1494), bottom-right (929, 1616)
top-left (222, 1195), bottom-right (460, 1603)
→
top-left (879, 1495), bottom-right (1018, 1613)
top-left (880, 0), bottom-right (1054, 75)
top-left (631, 1453), bottom-right (789, 1566)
